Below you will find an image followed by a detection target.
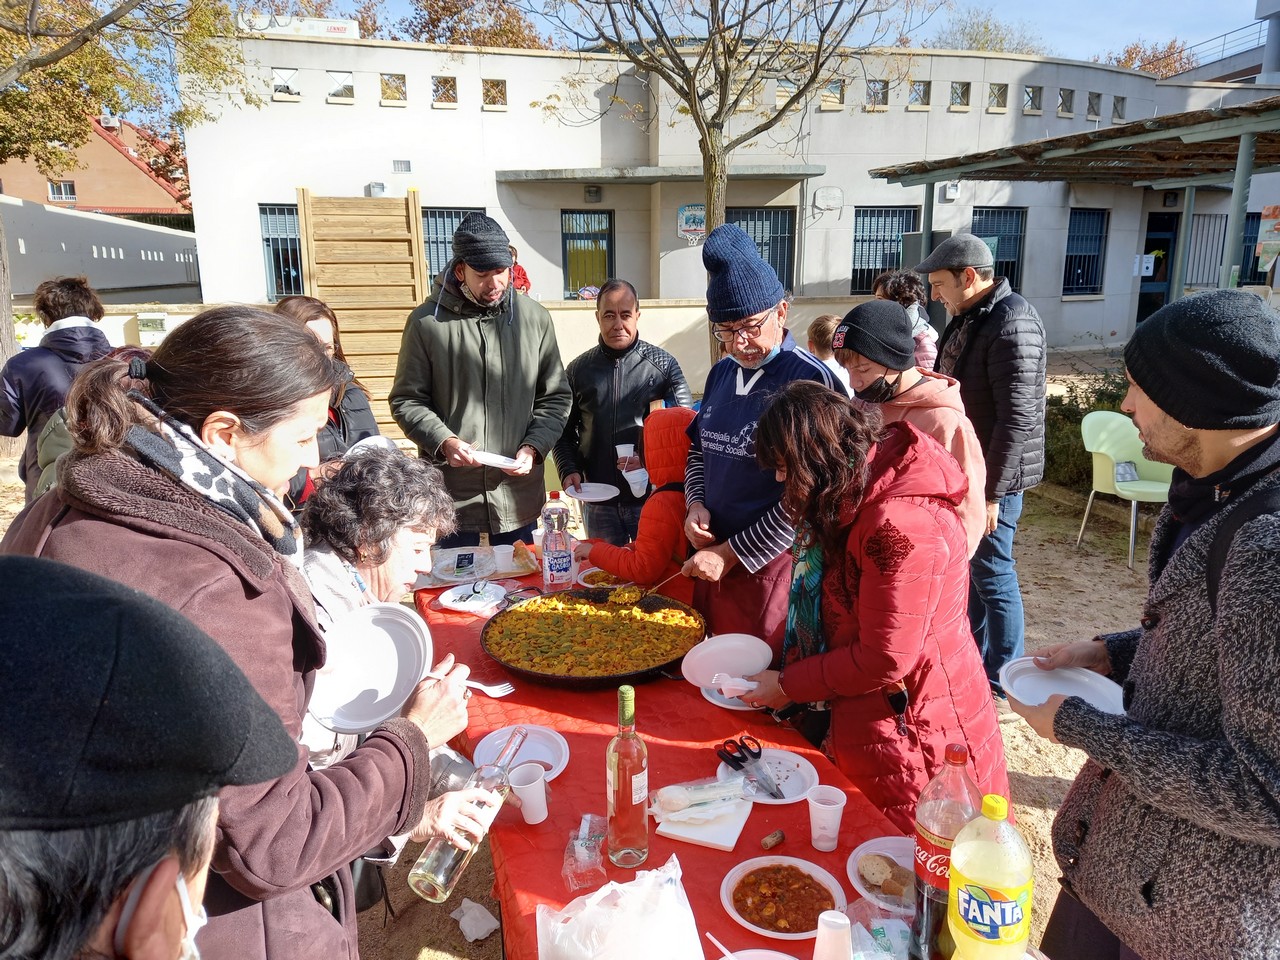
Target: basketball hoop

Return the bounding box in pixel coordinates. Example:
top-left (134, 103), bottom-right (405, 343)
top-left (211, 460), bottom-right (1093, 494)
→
top-left (677, 203), bottom-right (706, 247)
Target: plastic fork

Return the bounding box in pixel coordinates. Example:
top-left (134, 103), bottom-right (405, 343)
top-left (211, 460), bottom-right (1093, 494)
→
top-left (709, 673), bottom-right (758, 698)
top-left (423, 672), bottom-right (515, 698)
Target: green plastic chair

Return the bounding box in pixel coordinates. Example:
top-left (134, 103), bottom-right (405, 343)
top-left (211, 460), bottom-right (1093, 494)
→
top-left (1076, 410), bottom-right (1174, 569)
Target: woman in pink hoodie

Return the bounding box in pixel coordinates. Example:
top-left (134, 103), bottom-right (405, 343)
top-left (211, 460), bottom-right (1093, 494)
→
top-left (831, 300), bottom-right (986, 556)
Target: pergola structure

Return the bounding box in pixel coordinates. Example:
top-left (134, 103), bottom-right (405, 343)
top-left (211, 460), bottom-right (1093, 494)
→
top-left (870, 94), bottom-right (1280, 295)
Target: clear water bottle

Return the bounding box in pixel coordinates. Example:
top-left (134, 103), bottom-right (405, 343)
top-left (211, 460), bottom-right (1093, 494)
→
top-left (407, 726), bottom-right (527, 903)
top-left (909, 743), bottom-right (982, 960)
top-left (947, 794), bottom-right (1032, 960)
top-left (541, 490), bottom-right (573, 592)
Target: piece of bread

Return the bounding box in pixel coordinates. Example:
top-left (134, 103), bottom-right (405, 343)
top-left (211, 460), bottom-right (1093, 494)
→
top-left (511, 541), bottom-right (537, 572)
top-left (880, 863), bottom-right (915, 899)
top-left (858, 853), bottom-right (896, 888)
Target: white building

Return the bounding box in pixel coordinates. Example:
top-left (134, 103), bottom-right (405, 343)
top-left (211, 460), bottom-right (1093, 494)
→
top-left (185, 26), bottom-right (1280, 346)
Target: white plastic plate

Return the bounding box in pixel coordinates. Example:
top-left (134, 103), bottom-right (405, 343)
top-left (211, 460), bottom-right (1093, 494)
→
top-left (701, 686), bottom-right (763, 712)
top-left (574, 566), bottom-right (633, 588)
top-left (715, 749), bottom-right (818, 805)
top-left (720, 856), bottom-right (847, 941)
top-left (681, 633), bottom-right (772, 689)
top-left (473, 724), bottom-right (570, 781)
top-left (562, 482), bottom-right (620, 503)
top-left (308, 603), bottom-right (432, 735)
top-left (846, 835), bottom-right (915, 916)
top-left (472, 450), bottom-right (520, 469)
top-left (438, 581), bottom-right (507, 613)
top-left (1000, 657), bottom-right (1124, 714)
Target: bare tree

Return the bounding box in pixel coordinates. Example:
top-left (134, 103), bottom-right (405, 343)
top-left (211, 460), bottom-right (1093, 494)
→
top-left (533, 0), bottom-right (919, 230)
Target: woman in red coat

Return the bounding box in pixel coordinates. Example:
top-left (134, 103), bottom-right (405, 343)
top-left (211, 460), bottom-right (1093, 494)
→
top-left (747, 381), bottom-right (1007, 832)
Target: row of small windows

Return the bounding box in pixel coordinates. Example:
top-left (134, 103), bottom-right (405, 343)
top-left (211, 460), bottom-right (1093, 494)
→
top-left (259, 203), bottom-right (794, 302)
top-left (271, 68), bottom-right (508, 106)
top-left (865, 80), bottom-right (1125, 120)
top-left (86, 246), bottom-right (190, 262)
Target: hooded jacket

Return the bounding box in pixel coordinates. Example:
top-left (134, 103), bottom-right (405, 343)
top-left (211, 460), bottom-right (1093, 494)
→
top-left (778, 421), bottom-right (1009, 832)
top-left (389, 262), bottom-right (571, 533)
top-left (935, 278), bottom-right (1046, 500)
top-left (878, 369), bottom-right (987, 555)
top-left (0, 319), bottom-right (111, 499)
top-left (1, 449), bottom-right (435, 960)
top-left (586, 405), bottom-right (696, 604)
top-left (553, 336), bottom-right (692, 504)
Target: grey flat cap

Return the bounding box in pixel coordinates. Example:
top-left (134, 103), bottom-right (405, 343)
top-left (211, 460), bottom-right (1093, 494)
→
top-left (915, 234), bottom-right (995, 273)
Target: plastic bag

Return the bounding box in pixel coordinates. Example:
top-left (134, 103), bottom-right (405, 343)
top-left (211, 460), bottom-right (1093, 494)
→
top-left (537, 854), bottom-right (702, 960)
top-left (561, 814), bottom-right (607, 892)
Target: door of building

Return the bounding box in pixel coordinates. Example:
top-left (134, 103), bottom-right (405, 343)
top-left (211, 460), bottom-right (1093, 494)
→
top-left (1137, 212), bottom-right (1179, 324)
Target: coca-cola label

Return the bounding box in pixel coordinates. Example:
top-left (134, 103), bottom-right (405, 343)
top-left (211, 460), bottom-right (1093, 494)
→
top-left (914, 821), bottom-right (955, 892)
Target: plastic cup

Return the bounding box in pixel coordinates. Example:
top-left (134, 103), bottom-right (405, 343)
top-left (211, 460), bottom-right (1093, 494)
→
top-left (615, 443), bottom-right (635, 459)
top-left (491, 544), bottom-right (515, 569)
top-left (509, 762), bottom-right (548, 825)
top-left (806, 784), bottom-right (846, 852)
top-left (622, 467), bottom-right (649, 498)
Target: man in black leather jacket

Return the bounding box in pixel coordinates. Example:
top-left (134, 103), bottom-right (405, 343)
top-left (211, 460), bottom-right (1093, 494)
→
top-left (554, 279), bottom-right (693, 544)
top-left (918, 235), bottom-right (1046, 696)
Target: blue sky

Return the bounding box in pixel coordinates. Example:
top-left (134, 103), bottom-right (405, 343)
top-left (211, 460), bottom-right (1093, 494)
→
top-left (962, 0), bottom-right (1260, 61)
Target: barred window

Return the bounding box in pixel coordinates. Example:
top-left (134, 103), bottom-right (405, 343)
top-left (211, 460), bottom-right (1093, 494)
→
top-left (821, 79), bottom-right (844, 105)
top-left (727, 207), bottom-right (796, 291)
top-left (866, 79), bottom-right (888, 106)
top-left (272, 68), bottom-right (299, 97)
top-left (1063, 209), bottom-right (1109, 295)
top-left (909, 80), bottom-right (931, 106)
top-left (1058, 88), bottom-right (1074, 114)
top-left (422, 206), bottom-right (485, 278)
top-left (1087, 91), bottom-right (1102, 118)
top-left (482, 79), bottom-right (507, 106)
top-left (988, 83), bottom-right (1008, 109)
top-left (433, 76), bottom-right (457, 104)
top-left (327, 71), bottom-right (353, 99)
top-left (259, 204), bottom-right (303, 301)
top-left (950, 81), bottom-right (970, 107)
top-left (851, 206), bottom-right (920, 294)
top-left (380, 73), bottom-right (406, 101)
top-left (971, 207), bottom-right (1026, 292)
top-left (1024, 85), bottom-right (1042, 111)
top-left (562, 210), bottom-right (615, 298)
top-left (1112, 96), bottom-right (1126, 122)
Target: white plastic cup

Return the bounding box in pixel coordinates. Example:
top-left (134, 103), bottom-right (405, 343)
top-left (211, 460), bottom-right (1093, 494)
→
top-left (615, 443), bottom-right (635, 460)
top-left (491, 544), bottom-right (515, 569)
top-left (622, 467), bottom-right (650, 498)
top-left (509, 762), bottom-right (548, 825)
top-left (806, 784), bottom-right (846, 852)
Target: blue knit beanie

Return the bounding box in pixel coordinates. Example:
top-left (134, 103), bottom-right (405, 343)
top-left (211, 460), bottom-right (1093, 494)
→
top-left (1125, 288), bottom-right (1280, 429)
top-left (703, 224), bottom-right (785, 324)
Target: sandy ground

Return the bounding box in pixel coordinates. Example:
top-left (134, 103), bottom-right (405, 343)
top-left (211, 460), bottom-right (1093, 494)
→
top-left (0, 461), bottom-right (1150, 958)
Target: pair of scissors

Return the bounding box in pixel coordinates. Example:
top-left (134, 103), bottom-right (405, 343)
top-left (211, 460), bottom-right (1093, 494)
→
top-left (716, 735), bottom-right (784, 799)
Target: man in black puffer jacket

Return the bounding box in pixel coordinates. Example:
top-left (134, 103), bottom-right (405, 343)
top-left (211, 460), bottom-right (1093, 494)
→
top-left (554, 279), bottom-right (693, 544)
top-left (918, 235), bottom-right (1046, 695)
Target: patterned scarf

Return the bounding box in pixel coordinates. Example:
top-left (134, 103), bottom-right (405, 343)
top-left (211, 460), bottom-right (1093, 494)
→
top-left (781, 525), bottom-right (826, 667)
top-left (126, 393), bottom-right (304, 567)
top-left (936, 315), bottom-right (971, 375)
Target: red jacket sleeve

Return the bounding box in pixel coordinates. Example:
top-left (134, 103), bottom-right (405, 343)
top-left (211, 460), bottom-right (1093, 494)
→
top-left (779, 499), bottom-right (952, 703)
top-left (586, 493), bottom-right (684, 585)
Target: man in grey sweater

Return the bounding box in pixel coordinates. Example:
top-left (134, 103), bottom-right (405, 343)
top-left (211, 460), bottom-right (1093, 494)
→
top-left (1011, 289), bottom-right (1280, 960)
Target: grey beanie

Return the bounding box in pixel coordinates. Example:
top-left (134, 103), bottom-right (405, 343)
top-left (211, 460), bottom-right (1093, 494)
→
top-left (915, 234), bottom-right (995, 273)
top-left (1124, 289), bottom-right (1280, 429)
top-left (452, 213), bottom-right (513, 270)
top-left (832, 300), bottom-right (915, 371)
top-left (703, 223), bottom-right (786, 324)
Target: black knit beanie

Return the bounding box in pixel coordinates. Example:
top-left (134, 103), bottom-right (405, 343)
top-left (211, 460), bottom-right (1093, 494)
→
top-left (832, 300), bottom-right (915, 370)
top-left (703, 223), bottom-right (786, 324)
top-left (1124, 288), bottom-right (1280, 429)
top-left (452, 213), bottom-right (513, 270)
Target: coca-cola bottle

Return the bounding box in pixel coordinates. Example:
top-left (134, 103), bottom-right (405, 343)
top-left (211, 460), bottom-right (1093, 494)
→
top-left (908, 743), bottom-right (982, 960)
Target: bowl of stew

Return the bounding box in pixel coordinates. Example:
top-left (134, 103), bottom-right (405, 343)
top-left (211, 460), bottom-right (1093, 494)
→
top-left (720, 857), bottom-right (848, 941)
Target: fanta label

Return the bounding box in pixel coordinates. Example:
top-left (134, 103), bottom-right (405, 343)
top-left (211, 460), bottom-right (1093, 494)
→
top-left (947, 867), bottom-right (1032, 946)
top-left (914, 822), bottom-right (954, 892)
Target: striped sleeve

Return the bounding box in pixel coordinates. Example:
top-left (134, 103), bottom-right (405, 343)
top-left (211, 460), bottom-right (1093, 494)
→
top-left (727, 502), bottom-right (796, 574)
top-left (685, 447), bottom-right (706, 507)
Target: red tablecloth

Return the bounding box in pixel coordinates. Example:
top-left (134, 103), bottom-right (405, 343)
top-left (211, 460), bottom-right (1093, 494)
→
top-left (416, 578), bottom-right (899, 960)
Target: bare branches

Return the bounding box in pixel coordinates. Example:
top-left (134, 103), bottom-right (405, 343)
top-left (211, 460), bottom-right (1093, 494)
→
top-left (0, 0), bottom-right (147, 87)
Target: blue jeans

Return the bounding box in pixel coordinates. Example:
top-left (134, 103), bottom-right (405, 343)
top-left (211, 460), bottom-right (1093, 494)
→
top-left (582, 501), bottom-right (643, 545)
top-left (969, 491), bottom-right (1025, 693)
top-left (436, 522), bottom-right (536, 549)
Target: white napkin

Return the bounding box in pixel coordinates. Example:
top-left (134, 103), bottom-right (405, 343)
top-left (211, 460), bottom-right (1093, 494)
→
top-left (451, 898), bottom-right (500, 941)
top-left (717, 677), bottom-right (757, 698)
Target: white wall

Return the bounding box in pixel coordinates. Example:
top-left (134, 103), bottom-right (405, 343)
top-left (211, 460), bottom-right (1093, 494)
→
top-left (2, 196), bottom-right (199, 301)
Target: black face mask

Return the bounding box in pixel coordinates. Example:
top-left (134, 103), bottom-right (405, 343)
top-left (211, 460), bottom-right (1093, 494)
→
top-left (854, 370), bottom-right (902, 404)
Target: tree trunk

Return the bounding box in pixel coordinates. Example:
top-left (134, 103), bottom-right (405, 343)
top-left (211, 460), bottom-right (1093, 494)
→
top-left (701, 129), bottom-right (730, 362)
top-left (0, 214), bottom-right (20, 460)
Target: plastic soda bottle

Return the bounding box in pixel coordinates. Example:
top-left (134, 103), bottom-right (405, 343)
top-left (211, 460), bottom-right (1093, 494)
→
top-left (541, 490), bottom-right (573, 591)
top-left (909, 743), bottom-right (982, 960)
top-left (947, 794), bottom-right (1033, 960)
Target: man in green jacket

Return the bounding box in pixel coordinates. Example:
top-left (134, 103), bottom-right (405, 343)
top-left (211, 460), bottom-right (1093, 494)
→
top-left (390, 213), bottom-right (571, 546)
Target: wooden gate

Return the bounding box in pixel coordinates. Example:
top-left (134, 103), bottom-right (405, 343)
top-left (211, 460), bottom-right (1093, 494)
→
top-left (297, 188), bottom-right (429, 442)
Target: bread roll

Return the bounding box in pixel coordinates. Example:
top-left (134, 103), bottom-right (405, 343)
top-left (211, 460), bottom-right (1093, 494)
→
top-left (857, 853), bottom-right (896, 888)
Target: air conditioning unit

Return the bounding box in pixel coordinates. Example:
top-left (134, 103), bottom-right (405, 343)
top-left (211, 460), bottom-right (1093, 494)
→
top-left (99, 115), bottom-right (121, 131)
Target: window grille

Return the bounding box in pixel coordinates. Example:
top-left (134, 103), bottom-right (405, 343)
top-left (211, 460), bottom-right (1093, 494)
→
top-left (561, 210), bottom-right (615, 298)
top-left (988, 83), bottom-right (1008, 109)
top-left (1112, 96), bottom-right (1126, 121)
top-left (1087, 91), bottom-right (1102, 117)
top-left (1058, 88), bottom-right (1074, 114)
top-left (1062, 209), bottom-right (1109, 295)
top-left (850, 206), bottom-right (920, 294)
top-left (727, 207), bottom-right (797, 292)
top-left (259, 204), bottom-right (303, 301)
top-left (381, 73), bottom-right (406, 101)
top-left (422, 207), bottom-right (485, 278)
top-left (327, 71), bottom-right (353, 99)
top-left (971, 207), bottom-right (1027, 292)
top-left (1024, 85), bottom-right (1042, 111)
top-left (433, 76), bottom-right (457, 104)
top-left (48, 180), bottom-right (76, 201)
top-left (866, 80), bottom-right (888, 106)
top-left (482, 79), bottom-right (507, 106)
top-left (272, 68), bottom-right (298, 96)
top-left (950, 81), bottom-right (970, 107)
top-left (1241, 212), bottom-right (1271, 285)
top-left (909, 80), bottom-right (931, 106)
top-left (392, 159), bottom-right (411, 173)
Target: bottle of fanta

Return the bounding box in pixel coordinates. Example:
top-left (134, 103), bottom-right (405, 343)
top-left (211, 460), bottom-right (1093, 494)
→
top-left (947, 794), bottom-right (1032, 960)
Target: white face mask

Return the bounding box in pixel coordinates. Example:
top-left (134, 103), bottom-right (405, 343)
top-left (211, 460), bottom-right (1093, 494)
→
top-left (173, 871), bottom-right (207, 960)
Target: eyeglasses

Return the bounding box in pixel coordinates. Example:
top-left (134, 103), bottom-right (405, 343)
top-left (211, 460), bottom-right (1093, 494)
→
top-left (711, 311), bottom-right (776, 343)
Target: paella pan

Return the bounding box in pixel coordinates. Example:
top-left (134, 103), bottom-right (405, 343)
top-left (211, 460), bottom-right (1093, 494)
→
top-left (480, 586), bottom-right (706, 689)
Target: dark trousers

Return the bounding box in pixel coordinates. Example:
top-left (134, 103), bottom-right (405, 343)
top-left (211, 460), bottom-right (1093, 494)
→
top-left (1040, 888), bottom-right (1144, 960)
top-left (437, 522), bottom-right (536, 549)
